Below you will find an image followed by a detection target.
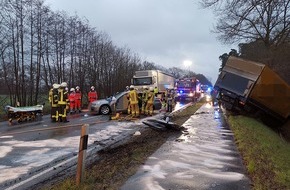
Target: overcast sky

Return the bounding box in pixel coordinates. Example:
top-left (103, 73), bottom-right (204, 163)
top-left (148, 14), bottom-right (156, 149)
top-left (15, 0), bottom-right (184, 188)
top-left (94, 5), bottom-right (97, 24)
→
top-left (45, 0), bottom-right (236, 83)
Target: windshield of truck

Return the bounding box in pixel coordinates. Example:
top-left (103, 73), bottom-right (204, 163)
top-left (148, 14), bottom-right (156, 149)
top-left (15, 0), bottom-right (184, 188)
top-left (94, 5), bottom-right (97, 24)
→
top-left (133, 77), bottom-right (152, 85)
top-left (218, 72), bottom-right (249, 95)
top-left (177, 81), bottom-right (193, 88)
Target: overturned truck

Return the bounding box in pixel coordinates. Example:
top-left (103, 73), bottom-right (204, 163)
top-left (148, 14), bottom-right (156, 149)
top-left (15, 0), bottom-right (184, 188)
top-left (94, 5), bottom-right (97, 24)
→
top-left (215, 56), bottom-right (290, 124)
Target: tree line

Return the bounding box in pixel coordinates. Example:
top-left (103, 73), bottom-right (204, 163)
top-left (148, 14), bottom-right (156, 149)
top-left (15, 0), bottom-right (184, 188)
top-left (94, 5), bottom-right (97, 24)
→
top-left (0, 0), bottom-right (212, 107)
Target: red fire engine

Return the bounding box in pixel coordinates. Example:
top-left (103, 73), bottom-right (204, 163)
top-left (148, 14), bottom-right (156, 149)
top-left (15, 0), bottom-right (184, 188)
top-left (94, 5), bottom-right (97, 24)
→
top-left (175, 77), bottom-right (201, 102)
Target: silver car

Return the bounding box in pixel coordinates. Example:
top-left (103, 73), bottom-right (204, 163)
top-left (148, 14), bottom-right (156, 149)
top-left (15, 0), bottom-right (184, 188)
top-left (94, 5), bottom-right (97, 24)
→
top-left (89, 91), bottom-right (162, 115)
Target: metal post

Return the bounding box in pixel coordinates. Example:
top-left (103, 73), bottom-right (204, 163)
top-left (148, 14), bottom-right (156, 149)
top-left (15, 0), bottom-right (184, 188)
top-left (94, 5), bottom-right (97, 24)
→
top-left (76, 124), bottom-right (89, 185)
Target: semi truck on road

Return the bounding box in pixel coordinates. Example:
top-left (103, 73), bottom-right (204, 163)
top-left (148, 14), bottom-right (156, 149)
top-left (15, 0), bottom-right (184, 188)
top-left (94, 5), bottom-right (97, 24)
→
top-left (131, 70), bottom-right (175, 94)
top-left (215, 56), bottom-right (290, 123)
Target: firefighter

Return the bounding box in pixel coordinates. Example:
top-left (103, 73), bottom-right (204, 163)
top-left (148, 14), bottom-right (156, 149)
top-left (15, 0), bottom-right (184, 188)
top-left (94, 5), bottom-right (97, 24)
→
top-left (58, 82), bottom-right (69, 122)
top-left (145, 87), bottom-right (155, 116)
top-left (50, 83), bottom-right (60, 122)
top-left (69, 88), bottom-right (76, 114)
top-left (166, 88), bottom-right (173, 112)
top-left (127, 85), bottom-right (139, 117)
top-left (141, 86), bottom-right (149, 115)
top-left (88, 86), bottom-right (98, 106)
top-left (75, 86), bottom-right (82, 113)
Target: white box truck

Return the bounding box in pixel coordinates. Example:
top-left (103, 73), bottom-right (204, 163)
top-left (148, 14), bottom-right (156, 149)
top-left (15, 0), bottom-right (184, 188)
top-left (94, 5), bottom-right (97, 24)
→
top-left (131, 70), bottom-right (175, 93)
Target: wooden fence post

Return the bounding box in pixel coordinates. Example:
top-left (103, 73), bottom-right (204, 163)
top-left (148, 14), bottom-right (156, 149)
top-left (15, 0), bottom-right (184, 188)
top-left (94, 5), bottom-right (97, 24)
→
top-left (76, 124), bottom-right (89, 185)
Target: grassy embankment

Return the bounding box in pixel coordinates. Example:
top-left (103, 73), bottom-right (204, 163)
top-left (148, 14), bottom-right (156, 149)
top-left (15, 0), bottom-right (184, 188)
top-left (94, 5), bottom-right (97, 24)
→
top-left (228, 115), bottom-right (290, 190)
top-left (42, 99), bottom-right (206, 190)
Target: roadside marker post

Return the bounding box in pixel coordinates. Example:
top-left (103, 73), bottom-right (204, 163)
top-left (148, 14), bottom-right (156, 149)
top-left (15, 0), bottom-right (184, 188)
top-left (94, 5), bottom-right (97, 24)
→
top-left (76, 124), bottom-right (89, 185)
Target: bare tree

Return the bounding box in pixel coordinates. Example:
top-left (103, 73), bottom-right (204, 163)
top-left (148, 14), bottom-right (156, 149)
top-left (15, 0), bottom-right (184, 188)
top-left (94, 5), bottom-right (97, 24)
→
top-left (200, 0), bottom-right (290, 47)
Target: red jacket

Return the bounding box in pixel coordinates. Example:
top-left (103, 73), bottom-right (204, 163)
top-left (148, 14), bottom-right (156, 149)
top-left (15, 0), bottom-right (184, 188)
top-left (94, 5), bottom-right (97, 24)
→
top-left (75, 90), bottom-right (82, 100)
top-left (88, 90), bottom-right (98, 103)
top-left (69, 92), bottom-right (75, 103)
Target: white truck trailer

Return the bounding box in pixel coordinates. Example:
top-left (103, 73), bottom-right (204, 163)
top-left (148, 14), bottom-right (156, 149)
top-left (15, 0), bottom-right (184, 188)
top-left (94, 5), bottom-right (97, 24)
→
top-left (131, 70), bottom-right (175, 93)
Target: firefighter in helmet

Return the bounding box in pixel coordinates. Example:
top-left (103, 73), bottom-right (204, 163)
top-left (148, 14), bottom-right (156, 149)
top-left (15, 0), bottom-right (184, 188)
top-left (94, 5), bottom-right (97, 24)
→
top-left (145, 87), bottom-right (155, 116)
top-left (58, 82), bottom-right (69, 122)
top-left (127, 85), bottom-right (139, 117)
top-left (75, 86), bottom-right (82, 113)
top-left (69, 88), bottom-right (76, 114)
top-left (88, 86), bottom-right (98, 107)
top-left (50, 83), bottom-right (60, 122)
top-left (141, 86), bottom-right (149, 115)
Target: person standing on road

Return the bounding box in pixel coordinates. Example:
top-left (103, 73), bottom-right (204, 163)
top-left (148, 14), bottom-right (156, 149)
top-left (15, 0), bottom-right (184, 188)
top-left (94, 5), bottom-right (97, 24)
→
top-left (75, 86), bottom-right (82, 113)
top-left (50, 83), bottom-right (60, 122)
top-left (88, 86), bottom-right (98, 106)
top-left (141, 86), bottom-right (149, 115)
top-left (166, 89), bottom-right (173, 112)
top-left (127, 85), bottom-right (139, 117)
top-left (69, 88), bottom-right (76, 114)
top-left (145, 87), bottom-right (155, 116)
top-left (58, 82), bottom-right (69, 122)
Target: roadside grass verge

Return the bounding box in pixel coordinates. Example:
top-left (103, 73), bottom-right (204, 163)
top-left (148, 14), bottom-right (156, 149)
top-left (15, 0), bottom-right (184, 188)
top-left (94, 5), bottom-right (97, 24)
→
top-left (228, 115), bottom-right (290, 190)
top-left (43, 99), bottom-right (205, 190)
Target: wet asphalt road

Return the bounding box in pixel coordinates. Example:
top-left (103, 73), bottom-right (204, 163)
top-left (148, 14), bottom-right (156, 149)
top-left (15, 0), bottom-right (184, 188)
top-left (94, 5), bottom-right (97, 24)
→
top-left (121, 103), bottom-right (251, 190)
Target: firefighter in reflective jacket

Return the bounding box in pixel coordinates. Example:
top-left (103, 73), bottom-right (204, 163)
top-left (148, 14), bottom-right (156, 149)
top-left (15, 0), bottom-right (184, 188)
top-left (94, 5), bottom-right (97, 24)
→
top-left (127, 85), bottom-right (139, 117)
top-left (50, 83), bottom-right (60, 122)
top-left (141, 86), bottom-right (149, 115)
top-left (75, 86), bottom-right (82, 113)
top-left (58, 82), bottom-right (69, 122)
top-left (88, 86), bottom-right (98, 105)
top-left (69, 88), bottom-right (76, 114)
top-left (145, 87), bottom-right (155, 116)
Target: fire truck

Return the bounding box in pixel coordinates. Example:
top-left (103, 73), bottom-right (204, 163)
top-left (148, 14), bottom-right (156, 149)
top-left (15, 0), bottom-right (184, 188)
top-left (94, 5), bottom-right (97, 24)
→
top-left (175, 77), bottom-right (201, 102)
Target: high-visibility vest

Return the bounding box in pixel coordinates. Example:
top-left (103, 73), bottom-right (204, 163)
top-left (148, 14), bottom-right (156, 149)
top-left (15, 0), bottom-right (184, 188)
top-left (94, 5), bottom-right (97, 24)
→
top-left (154, 87), bottom-right (158, 94)
top-left (51, 89), bottom-right (59, 107)
top-left (58, 88), bottom-right (68, 105)
top-left (142, 90), bottom-right (148, 101)
top-left (128, 90), bottom-right (138, 104)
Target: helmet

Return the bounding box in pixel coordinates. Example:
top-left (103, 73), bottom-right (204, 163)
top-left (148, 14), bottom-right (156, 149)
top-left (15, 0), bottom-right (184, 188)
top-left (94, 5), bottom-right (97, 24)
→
top-left (129, 85), bottom-right (134, 89)
top-left (60, 82), bottom-right (67, 87)
top-left (91, 86), bottom-right (95, 90)
top-left (149, 87), bottom-right (154, 91)
top-left (70, 88), bottom-right (75, 91)
top-left (53, 83), bottom-right (60, 89)
top-left (76, 86), bottom-right (80, 89)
